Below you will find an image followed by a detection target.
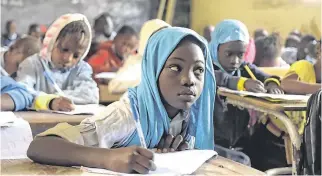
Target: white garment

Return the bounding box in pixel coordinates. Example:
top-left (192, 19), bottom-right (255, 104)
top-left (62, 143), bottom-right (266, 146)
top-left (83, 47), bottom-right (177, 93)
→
top-left (39, 92), bottom-right (194, 149)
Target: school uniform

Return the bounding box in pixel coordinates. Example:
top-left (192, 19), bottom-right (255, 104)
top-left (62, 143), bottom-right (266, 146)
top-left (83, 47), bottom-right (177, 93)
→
top-left (1, 76), bottom-right (33, 111)
top-left (36, 27), bottom-right (216, 150)
top-left (15, 14), bottom-right (99, 105)
top-left (209, 20), bottom-right (282, 166)
top-left (87, 41), bottom-right (124, 74)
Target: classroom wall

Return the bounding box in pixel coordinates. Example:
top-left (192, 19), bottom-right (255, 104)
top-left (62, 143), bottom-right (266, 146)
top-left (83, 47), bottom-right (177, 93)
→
top-left (190, 0), bottom-right (321, 39)
top-left (1, 0), bottom-right (156, 35)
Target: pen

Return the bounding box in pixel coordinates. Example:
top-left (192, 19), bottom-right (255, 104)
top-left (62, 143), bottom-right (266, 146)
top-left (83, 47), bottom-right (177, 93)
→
top-left (244, 65), bottom-right (257, 80)
top-left (43, 70), bottom-right (66, 97)
top-left (129, 96), bottom-right (147, 148)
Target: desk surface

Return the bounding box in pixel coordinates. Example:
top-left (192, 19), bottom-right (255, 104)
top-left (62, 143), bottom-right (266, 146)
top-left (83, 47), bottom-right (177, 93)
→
top-left (15, 111), bottom-right (89, 124)
top-left (99, 84), bottom-right (123, 103)
top-left (218, 90), bottom-right (308, 112)
top-left (1, 156), bottom-right (264, 175)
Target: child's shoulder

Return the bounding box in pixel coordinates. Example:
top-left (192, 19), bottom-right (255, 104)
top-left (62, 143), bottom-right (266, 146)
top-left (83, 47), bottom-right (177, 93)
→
top-left (291, 60), bottom-right (313, 69)
top-left (19, 54), bottom-right (42, 68)
top-left (84, 92), bottom-right (133, 123)
top-left (74, 60), bottom-right (95, 73)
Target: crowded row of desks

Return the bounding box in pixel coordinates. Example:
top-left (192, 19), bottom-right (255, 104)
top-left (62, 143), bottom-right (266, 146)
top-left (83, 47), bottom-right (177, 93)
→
top-left (3, 89), bottom-right (308, 175)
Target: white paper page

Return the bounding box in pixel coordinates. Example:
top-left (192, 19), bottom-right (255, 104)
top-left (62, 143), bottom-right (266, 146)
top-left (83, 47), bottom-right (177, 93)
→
top-left (1, 118), bottom-right (33, 159)
top-left (95, 72), bottom-right (117, 79)
top-left (80, 150), bottom-right (217, 175)
top-left (0, 111), bottom-right (17, 126)
top-left (219, 87), bottom-right (310, 102)
top-left (51, 104), bottom-right (104, 115)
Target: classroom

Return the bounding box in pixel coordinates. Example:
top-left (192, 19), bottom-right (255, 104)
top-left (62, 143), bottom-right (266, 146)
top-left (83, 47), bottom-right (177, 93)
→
top-left (1, 0), bottom-right (321, 175)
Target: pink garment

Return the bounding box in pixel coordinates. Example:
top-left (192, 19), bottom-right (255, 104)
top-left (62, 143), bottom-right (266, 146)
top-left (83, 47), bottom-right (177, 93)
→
top-left (244, 39), bottom-right (256, 63)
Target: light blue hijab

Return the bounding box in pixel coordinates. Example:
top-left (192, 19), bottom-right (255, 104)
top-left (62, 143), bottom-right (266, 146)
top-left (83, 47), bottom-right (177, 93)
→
top-left (209, 19), bottom-right (250, 74)
top-left (124, 27), bottom-right (216, 150)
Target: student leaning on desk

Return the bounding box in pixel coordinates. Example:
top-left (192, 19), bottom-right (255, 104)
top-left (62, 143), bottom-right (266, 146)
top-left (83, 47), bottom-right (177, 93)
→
top-left (207, 19), bottom-right (284, 166)
top-left (281, 40), bottom-right (321, 95)
top-left (1, 76), bottom-right (74, 112)
top-left (15, 13), bottom-right (99, 105)
top-left (27, 27), bottom-right (216, 174)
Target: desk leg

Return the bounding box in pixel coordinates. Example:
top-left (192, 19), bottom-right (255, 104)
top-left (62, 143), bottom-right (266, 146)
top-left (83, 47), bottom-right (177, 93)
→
top-left (270, 111), bottom-right (301, 175)
top-left (225, 99), bottom-right (301, 175)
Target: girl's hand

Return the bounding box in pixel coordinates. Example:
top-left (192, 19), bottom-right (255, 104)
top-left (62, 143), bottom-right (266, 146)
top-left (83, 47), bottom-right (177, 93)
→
top-left (156, 134), bottom-right (189, 153)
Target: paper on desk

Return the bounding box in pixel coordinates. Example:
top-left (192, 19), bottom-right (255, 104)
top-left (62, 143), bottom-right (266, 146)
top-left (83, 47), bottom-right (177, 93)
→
top-left (80, 150), bottom-right (217, 175)
top-left (218, 87), bottom-right (310, 102)
top-left (1, 117), bottom-right (33, 159)
top-left (95, 72), bottom-right (117, 79)
top-left (51, 104), bottom-right (105, 115)
top-left (0, 112), bottom-right (18, 126)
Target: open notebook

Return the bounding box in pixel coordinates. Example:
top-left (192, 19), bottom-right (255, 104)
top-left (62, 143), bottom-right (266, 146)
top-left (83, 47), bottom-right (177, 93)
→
top-left (218, 87), bottom-right (310, 102)
top-left (48, 104), bottom-right (106, 115)
top-left (80, 150), bottom-right (217, 175)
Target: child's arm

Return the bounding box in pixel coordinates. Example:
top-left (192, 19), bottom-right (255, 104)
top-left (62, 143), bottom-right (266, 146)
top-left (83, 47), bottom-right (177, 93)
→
top-left (214, 70), bottom-right (241, 90)
top-left (88, 50), bottom-right (113, 74)
top-left (27, 99), bottom-right (155, 173)
top-left (27, 136), bottom-right (155, 174)
top-left (281, 74), bottom-right (321, 95)
top-left (215, 70), bottom-right (267, 92)
top-left (1, 76), bottom-right (34, 111)
top-left (63, 62), bottom-right (99, 104)
top-left (243, 63), bottom-right (283, 94)
top-left (1, 94), bottom-right (15, 111)
top-left (243, 63), bottom-right (270, 83)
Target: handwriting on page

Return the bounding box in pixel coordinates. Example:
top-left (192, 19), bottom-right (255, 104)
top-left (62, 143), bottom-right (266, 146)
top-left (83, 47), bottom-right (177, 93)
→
top-left (80, 150), bottom-right (217, 175)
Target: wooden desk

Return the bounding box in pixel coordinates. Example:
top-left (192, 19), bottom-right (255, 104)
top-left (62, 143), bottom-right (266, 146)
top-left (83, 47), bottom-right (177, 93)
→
top-left (14, 111), bottom-right (90, 136)
top-left (98, 84), bottom-right (123, 103)
top-left (1, 156), bottom-right (264, 175)
top-left (218, 89), bottom-right (307, 175)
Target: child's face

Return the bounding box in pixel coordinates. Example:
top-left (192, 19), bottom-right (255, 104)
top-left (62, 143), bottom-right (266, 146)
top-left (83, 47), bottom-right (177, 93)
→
top-left (51, 34), bottom-right (87, 69)
top-left (158, 40), bottom-right (205, 114)
top-left (217, 41), bottom-right (247, 73)
top-left (5, 45), bottom-right (24, 74)
top-left (31, 27), bottom-right (42, 40)
top-left (114, 34), bottom-right (138, 59)
top-left (8, 22), bottom-right (17, 34)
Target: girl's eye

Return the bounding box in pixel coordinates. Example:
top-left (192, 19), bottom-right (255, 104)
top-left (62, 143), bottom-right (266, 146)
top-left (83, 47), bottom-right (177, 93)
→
top-left (238, 53), bottom-right (244, 58)
top-left (225, 52), bottom-right (231, 57)
top-left (61, 48), bottom-right (69, 53)
top-left (194, 67), bottom-right (204, 75)
top-left (169, 65), bottom-right (180, 72)
top-left (73, 54), bottom-right (79, 58)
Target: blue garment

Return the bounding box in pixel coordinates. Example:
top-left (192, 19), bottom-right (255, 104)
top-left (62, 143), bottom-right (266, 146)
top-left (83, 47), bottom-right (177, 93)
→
top-left (123, 27), bottom-right (216, 150)
top-left (1, 76), bottom-right (34, 111)
top-left (209, 19), bottom-right (249, 74)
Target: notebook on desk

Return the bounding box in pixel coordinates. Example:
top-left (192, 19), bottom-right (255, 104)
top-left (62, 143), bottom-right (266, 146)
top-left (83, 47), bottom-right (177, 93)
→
top-left (80, 150), bottom-right (217, 175)
top-left (42, 104), bottom-right (105, 115)
top-left (218, 87), bottom-right (310, 102)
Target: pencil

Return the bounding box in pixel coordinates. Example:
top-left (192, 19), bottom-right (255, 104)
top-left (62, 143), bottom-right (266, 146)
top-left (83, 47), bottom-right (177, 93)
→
top-left (129, 96), bottom-right (147, 148)
top-left (244, 65), bottom-right (257, 80)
